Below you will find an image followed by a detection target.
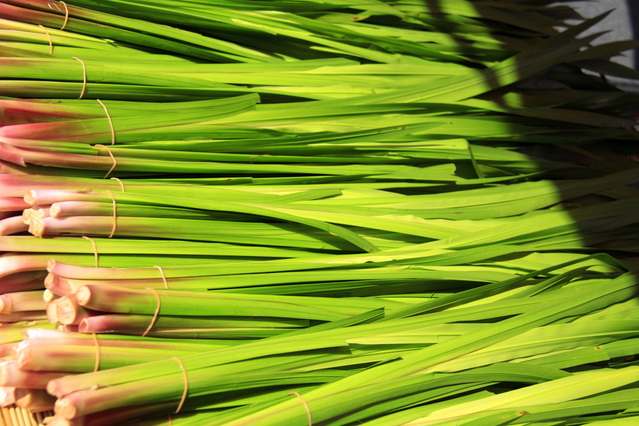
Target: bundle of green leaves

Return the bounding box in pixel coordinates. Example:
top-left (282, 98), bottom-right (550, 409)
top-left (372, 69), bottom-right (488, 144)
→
top-left (0, 0), bottom-right (638, 425)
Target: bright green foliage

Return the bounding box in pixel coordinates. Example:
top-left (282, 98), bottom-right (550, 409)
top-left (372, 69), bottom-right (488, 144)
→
top-left (0, 0), bottom-right (637, 424)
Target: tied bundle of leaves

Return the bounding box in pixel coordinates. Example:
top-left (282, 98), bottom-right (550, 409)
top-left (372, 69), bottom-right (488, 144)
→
top-left (42, 263), bottom-right (639, 424)
top-left (0, 0), bottom-right (638, 425)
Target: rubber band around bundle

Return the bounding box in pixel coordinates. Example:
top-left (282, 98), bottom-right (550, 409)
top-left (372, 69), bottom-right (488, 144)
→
top-left (82, 236), bottom-right (99, 267)
top-left (288, 392), bottom-right (313, 426)
top-left (38, 25), bottom-right (53, 54)
top-left (171, 356), bottom-right (189, 414)
top-left (142, 287), bottom-right (161, 337)
top-left (104, 189), bottom-right (117, 238)
top-left (92, 333), bottom-right (101, 372)
top-left (97, 100), bottom-right (115, 145)
top-left (154, 265), bottom-right (169, 289)
top-left (48, 1), bottom-right (70, 30)
top-left (59, 1), bottom-right (70, 30)
top-left (110, 177), bottom-right (125, 192)
top-left (72, 56), bottom-right (87, 99)
top-left (94, 144), bottom-right (117, 179)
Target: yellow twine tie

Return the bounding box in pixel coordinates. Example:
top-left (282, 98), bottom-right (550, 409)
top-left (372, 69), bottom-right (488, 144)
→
top-left (38, 25), bottom-right (53, 54)
top-left (97, 99), bottom-right (115, 145)
top-left (72, 56), bottom-right (87, 99)
top-left (289, 392), bottom-right (313, 426)
top-left (171, 356), bottom-right (189, 414)
top-left (142, 288), bottom-right (161, 337)
top-left (154, 265), bottom-right (169, 289)
top-left (82, 236), bottom-right (98, 267)
top-left (59, 1), bottom-right (69, 30)
top-left (47, 1), bottom-right (69, 30)
top-left (94, 144), bottom-right (117, 179)
top-left (110, 177), bottom-right (125, 192)
top-left (105, 189), bottom-right (117, 238)
top-left (92, 333), bottom-right (101, 372)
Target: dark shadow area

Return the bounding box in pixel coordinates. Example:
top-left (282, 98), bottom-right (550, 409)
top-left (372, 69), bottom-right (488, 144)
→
top-left (411, 0), bottom-right (639, 307)
top-left (628, 0), bottom-right (639, 70)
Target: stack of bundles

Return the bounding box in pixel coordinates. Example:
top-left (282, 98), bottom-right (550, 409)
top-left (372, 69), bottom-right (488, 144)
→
top-left (0, 0), bottom-right (638, 424)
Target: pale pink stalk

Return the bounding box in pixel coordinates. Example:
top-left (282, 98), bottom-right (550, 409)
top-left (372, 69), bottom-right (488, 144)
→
top-left (0, 99), bottom-right (132, 141)
top-left (0, 197), bottom-right (30, 212)
top-left (31, 215), bottom-right (242, 241)
top-left (42, 416), bottom-right (76, 426)
top-left (47, 358), bottom-right (188, 398)
top-left (24, 190), bottom-right (97, 207)
top-left (0, 291), bottom-right (47, 313)
top-left (50, 200), bottom-right (212, 220)
top-left (0, 386), bottom-right (15, 407)
top-left (47, 260), bottom-right (226, 280)
top-left (22, 329), bottom-right (231, 352)
top-left (0, 253), bottom-right (55, 279)
top-left (47, 299), bottom-right (60, 325)
top-left (15, 388), bottom-right (56, 412)
top-left (50, 201), bottom-right (115, 218)
top-left (0, 215), bottom-right (29, 236)
top-left (0, 144), bottom-right (114, 171)
top-left (44, 275), bottom-right (73, 297)
top-left (43, 289), bottom-right (56, 303)
top-left (55, 388), bottom-right (113, 420)
top-left (78, 313), bottom-right (275, 334)
top-left (56, 296), bottom-right (95, 326)
top-left (56, 325), bottom-right (79, 333)
top-left (1, 136), bottom-right (70, 149)
top-left (0, 320), bottom-right (52, 344)
top-left (78, 315), bottom-right (148, 334)
top-left (2, 174), bottom-right (203, 198)
top-left (0, 270), bottom-right (47, 293)
top-left (16, 340), bottom-right (195, 373)
top-left (2, 277), bottom-right (48, 294)
top-left (0, 360), bottom-right (68, 389)
top-left (0, 99), bottom-right (104, 125)
top-left (129, 327), bottom-right (292, 339)
top-left (45, 273), bottom-right (179, 295)
top-left (15, 341), bottom-right (93, 372)
top-left (0, 312), bottom-right (47, 322)
top-left (22, 206), bottom-right (50, 225)
top-left (22, 329), bottom-right (74, 340)
top-left (0, 174), bottom-right (121, 197)
top-left (29, 216), bottom-right (117, 238)
top-left (0, 0), bottom-right (70, 31)
top-left (0, 160), bottom-right (104, 177)
top-left (0, 343), bottom-right (18, 358)
top-left (47, 401), bottom-right (174, 426)
top-left (47, 261), bottom-right (162, 280)
top-left (0, 160), bottom-right (31, 175)
top-left (0, 120), bottom-right (106, 143)
top-left (0, 144), bottom-right (117, 173)
top-left (0, 143), bottom-right (26, 167)
top-left (53, 373), bottom-right (189, 419)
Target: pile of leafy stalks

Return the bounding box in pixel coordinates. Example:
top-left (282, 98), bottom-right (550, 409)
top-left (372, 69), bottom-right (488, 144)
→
top-left (0, 0), bottom-right (638, 424)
